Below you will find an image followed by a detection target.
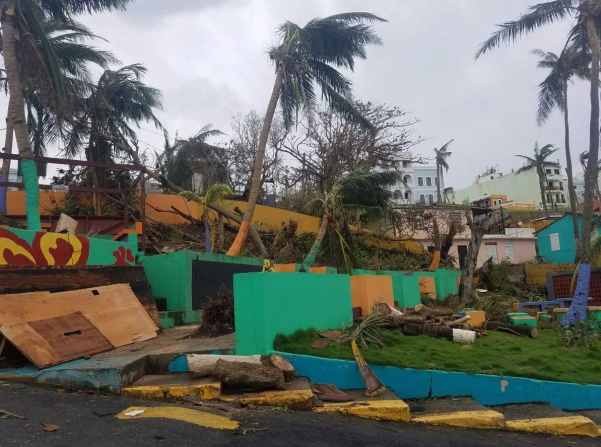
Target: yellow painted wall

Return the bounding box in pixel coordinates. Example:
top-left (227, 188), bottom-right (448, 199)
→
top-left (7, 191), bottom-right (425, 254)
top-left (524, 263), bottom-right (575, 285)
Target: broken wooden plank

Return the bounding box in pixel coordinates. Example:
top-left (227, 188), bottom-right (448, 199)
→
top-left (1, 312), bottom-right (113, 368)
top-left (268, 354), bottom-right (296, 382)
top-left (0, 284), bottom-right (158, 348)
top-left (0, 266), bottom-right (160, 327)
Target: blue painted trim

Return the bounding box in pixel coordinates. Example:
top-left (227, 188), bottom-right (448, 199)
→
top-left (276, 352), bottom-right (601, 411)
top-left (0, 174), bottom-right (7, 215)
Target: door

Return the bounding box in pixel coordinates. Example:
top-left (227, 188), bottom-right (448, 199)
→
top-left (485, 243), bottom-right (498, 263)
top-left (457, 245), bottom-right (468, 269)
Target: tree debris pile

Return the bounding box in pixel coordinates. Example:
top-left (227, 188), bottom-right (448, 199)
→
top-left (190, 287), bottom-right (235, 338)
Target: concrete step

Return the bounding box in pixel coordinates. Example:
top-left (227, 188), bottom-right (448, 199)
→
top-left (220, 377), bottom-right (314, 411)
top-left (122, 373), bottom-right (221, 401)
top-left (314, 388), bottom-right (410, 422)
top-left (409, 397), bottom-right (504, 429)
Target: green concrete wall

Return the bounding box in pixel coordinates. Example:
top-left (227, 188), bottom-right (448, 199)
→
top-left (414, 269), bottom-right (461, 301)
top-left (141, 251), bottom-right (264, 314)
top-left (390, 274), bottom-right (421, 308)
top-left (234, 272), bottom-right (353, 355)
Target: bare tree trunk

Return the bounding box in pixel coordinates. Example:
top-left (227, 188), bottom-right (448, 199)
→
top-left (227, 68), bottom-right (284, 256)
top-left (538, 172), bottom-right (549, 215)
top-left (436, 162), bottom-right (442, 203)
top-left (217, 213), bottom-right (225, 251)
top-left (1, 10), bottom-right (41, 230)
top-left (459, 212), bottom-right (496, 302)
top-left (581, 9), bottom-right (601, 265)
top-left (203, 215), bottom-right (212, 253)
top-left (0, 98), bottom-right (13, 215)
top-left (303, 209), bottom-right (329, 267)
top-left (563, 79), bottom-right (580, 262)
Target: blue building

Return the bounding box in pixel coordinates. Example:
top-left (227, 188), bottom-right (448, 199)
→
top-left (536, 214), bottom-right (601, 264)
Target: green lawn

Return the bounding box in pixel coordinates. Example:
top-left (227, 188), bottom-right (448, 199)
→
top-left (274, 329), bottom-right (601, 385)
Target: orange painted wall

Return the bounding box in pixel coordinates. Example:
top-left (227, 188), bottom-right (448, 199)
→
top-left (350, 275), bottom-right (394, 317)
top-left (418, 276), bottom-right (437, 299)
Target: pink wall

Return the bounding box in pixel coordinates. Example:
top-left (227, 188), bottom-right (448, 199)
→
top-left (421, 237), bottom-right (537, 269)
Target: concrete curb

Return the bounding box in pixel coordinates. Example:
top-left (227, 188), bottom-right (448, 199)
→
top-left (411, 410), bottom-right (505, 429)
top-left (221, 387), bottom-right (314, 410)
top-left (315, 400), bottom-right (410, 422)
top-left (506, 416), bottom-right (600, 438)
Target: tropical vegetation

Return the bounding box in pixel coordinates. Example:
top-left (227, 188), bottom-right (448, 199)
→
top-left (433, 140), bottom-right (453, 204)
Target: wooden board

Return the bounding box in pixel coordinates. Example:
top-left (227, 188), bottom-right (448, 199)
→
top-left (0, 266), bottom-right (160, 327)
top-left (0, 284), bottom-right (158, 348)
top-left (1, 312), bottom-right (113, 368)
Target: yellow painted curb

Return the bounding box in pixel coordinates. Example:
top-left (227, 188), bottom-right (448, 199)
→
top-left (412, 410), bottom-right (505, 429)
top-left (116, 406), bottom-right (239, 430)
top-left (122, 381), bottom-right (221, 401)
top-left (506, 416), bottom-right (599, 438)
top-left (221, 388), bottom-right (314, 410)
top-left (315, 400), bottom-right (410, 422)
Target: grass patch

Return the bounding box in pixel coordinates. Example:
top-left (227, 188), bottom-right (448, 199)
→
top-left (274, 329), bottom-right (601, 385)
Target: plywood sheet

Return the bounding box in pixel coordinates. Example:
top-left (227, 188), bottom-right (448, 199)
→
top-left (0, 323), bottom-right (62, 368)
top-left (0, 284), bottom-right (158, 348)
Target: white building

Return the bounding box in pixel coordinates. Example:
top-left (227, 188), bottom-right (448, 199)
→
top-left (387, 158), bottom-right (439, 205)
top-left (573, 170), bottom-right (601, 203)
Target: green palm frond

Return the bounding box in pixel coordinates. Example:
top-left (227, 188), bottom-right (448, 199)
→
top-left (475, 0), bottom-right (576, 59)
top-left (204, 183), bottom-right (233, 205)
top-left (272, 12), bottom-right (386, 132)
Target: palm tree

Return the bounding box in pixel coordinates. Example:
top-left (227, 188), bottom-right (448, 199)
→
top-left (0, 19), bottom-right (117, 215)
top-left (303, 171), bottom-right (399, 268)
top-left (226, 12), bottom-right (387, 257)
top-left (533, 46), bottom-right (590, 261)
top-left (179, 183), bottom-right (234, 253)
top-left (476, 1), bottom-right (601, 319)
top-left (161, 125), bottom-right (226, 192)
top-left (0, 0), bottom-right (133, 229)
top-left (65, 64), bottom-right (163, 189)
top-left (516, 143), bottom-right (559, 214)
top-left (434, 140), bottom-right (453, 204)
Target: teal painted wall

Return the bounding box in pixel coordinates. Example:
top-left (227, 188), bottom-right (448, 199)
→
top-left (537, 215), bottom-right (601, 264)
top-left (234, 273), bottom-right (353, 355)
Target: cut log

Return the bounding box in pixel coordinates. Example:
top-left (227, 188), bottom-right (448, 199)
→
top-left (483, 321), bottom-right (538, 338)
top-left (187, 354), bottom-right (262, 377)
top-left (403, 323), bottom-right (453, 340)
top-left (269, 354), bottom-right (296, 382)
top-left (386, 315), bottom-right (426, 328)
top-left (213, 359), bottom-right (286, 390)
top-left (407, 307), bottom-right (454, 318)
top-left (448, 316), bottom-right (471, 327)
top-left (377, 303), bottom-right (404, 317)
top-left (351, 340), bottom-right (385, 397)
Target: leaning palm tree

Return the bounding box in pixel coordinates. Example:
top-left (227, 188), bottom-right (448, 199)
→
top-left (226, 12), bottom-right (387, 257)
top-left (516, 143), bottom-right (559, 214)
top-left (179, 183), bottom-right (234, 253)
top-left (434, 139), bottom-right (453, 204)
top-left (0, 20), bottom-right (117, 215)
top-left (476, 0), bottom-right (601, 324)
top-left (534, 46), bottom-right (590, 261)
top-left (65, 64), bottom-right (162, 188)
top-left (303, 171), bottom-right (399, 269)
top-left (0, 0), bottom-right (134, 229)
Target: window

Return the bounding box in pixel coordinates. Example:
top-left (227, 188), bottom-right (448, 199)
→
top-left (493, 200), bottom-right (497, 205)
top-left (505, 242), bottom-right (515, 262)
top-left (546, 169), bottom-right (552, 174)
top-left (393, 190), bottom-right (401, 200)
top-left (485, 243), bottom-right (498, 263)
top-left (485, 199), bottom-right (490, 206)
top-left (418, 177), bottom-right (424, 186)
top-left (550, 233), bottom-right (560, 251)
top-left (420, 194), bottom-right (425, 204)
top-left (402, 161), bottom-right (409, 168)
top-left (426, 177), bottom-right (432, 186)
top-left (428, 194), bottom-right (434, 205)
top-left (403, 175), bottom-right (410, 184)
top-left (548, 181), bottom-right (554, 190)
top-left (561, 194), bottom-right (566, 204)
top-left (498, 198), bottom-right (503, 204)
top-left (404, 191), bottom-right (409, 200)
top-left (554, 169), bottom-right (560, 174)
top-left (556, 194), bottom-right (561, 203)
top-left (559, 182), bottom-right (564, 191)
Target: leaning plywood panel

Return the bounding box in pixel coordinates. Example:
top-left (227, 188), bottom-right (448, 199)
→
top-left (0, 323), bottom-right (62, 367)
top-left (1, 312), bottom-right (113, 368)
top-left (0, 284), bottom-right (158, 347)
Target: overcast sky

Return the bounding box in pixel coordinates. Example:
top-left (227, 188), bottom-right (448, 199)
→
top-left (2, 0), bottom-right (592, 190)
